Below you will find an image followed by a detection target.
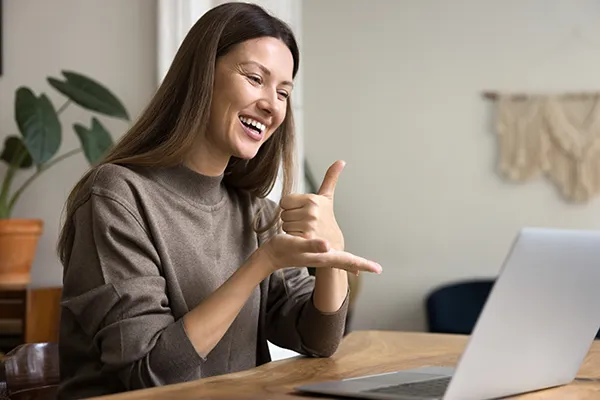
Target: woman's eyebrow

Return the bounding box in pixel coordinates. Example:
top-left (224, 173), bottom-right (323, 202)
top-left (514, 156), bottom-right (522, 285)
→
top-left (240, 61), bottom-right (294, 88)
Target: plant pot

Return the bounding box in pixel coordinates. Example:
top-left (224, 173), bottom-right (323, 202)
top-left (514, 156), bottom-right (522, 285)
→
top-left (0, 219), bottom-right (43, 287)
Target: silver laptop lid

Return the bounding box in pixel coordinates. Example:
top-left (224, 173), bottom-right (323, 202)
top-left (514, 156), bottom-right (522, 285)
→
top-left (444, 227), bottom-right (600, 400)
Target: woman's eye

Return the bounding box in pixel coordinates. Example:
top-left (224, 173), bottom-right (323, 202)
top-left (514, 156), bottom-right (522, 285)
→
top-left (247, 75), bottom-right (262, 84)
top-left (278, 91), bottom-right (290, 100)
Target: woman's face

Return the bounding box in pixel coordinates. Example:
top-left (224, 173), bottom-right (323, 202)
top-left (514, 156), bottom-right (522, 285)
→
top-left (206, 36), bottom-right (294, 162)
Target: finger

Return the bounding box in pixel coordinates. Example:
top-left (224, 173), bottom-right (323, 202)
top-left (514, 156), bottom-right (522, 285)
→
top-left (296, 237), bottom-right (330, 253)
top-left (282, 234), bottom-right (328, 252)
top-left (343, 253), bottom-right (381, 274)
top-left (286, 231), bottom-right (305, 239)
top-left (344, 269), bottom-right (360, 277)
top-left (317, 160), bottom-right (346, 198)
top-left (307, 250), bottom-right (382, 274)
top-left (282, 222), bottom-right (310, 237)
top-left (283, 228), bottom-right (306, 239)
top-left (280, 194), bottom-right (310, 211)
top-left (347, 254), bottom-right (382, 274)
top-left (281, 209), bottom-right (309, 222)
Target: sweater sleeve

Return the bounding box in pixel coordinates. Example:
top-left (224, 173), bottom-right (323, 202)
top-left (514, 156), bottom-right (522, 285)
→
top-left (266, 268), bottom-right (349, 357)
top-left (61, 190), bottom-right (203, 390)
top-left (257, 197), bottom-right (349, 357)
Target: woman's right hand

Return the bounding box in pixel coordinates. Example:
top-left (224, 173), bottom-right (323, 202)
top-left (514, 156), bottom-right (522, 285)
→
top-left (261, 233), bottom-right (382, 275)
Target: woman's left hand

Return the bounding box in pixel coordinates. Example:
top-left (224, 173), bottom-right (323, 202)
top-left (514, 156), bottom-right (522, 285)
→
top-left (279, 160), bottom-right (346, 251)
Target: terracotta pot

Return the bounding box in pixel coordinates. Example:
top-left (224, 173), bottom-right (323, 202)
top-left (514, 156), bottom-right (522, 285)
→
top-left (0, 219), bottom-right (43, 287)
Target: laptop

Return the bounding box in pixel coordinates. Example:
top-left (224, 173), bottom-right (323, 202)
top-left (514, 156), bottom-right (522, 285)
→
top-left (295, 227), bottom-right (600, 400)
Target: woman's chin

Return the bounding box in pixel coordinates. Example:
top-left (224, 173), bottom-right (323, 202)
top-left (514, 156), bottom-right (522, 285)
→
top-left (228, 130), bottom-right (271, 160)
top-left (232, 147), bottom-right (260, 161)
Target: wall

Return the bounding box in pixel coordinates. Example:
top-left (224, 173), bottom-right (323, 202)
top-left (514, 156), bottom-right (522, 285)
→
top-left (0, 0), bottom-right (157, 287)
top-left (302, 0), bottom-right (600, 331)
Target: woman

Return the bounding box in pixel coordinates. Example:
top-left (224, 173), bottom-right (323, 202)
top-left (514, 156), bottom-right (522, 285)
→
top-left (56, 2), bottom-right (381, 399)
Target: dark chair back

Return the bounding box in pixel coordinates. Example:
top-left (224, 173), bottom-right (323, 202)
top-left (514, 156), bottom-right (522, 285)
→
top-left (427, 279), bottom-right (600, 339)
top-left (0, 343), bottom-right (59, 400)
top-left (425, 279), bottom-right (495, 335)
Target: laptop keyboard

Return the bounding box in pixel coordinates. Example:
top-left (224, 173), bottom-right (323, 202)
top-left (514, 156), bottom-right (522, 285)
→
top-left (364, 376), bottom-right (451, 399)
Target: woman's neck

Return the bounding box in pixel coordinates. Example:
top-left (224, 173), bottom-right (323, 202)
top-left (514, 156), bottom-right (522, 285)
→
top-left (185, 140), bottom-right (230, 177)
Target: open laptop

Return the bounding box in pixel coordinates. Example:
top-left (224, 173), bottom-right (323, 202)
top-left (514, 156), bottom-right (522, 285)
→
top-left (295, 227), bottom-right (600, 400)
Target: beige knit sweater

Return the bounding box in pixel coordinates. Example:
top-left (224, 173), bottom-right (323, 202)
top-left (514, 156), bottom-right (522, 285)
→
top-left (57, 163), bottom-right (348, 399)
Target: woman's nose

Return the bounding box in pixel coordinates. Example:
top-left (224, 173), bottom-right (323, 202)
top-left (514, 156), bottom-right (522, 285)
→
top-left (257, 91), bottom-right (279, 115)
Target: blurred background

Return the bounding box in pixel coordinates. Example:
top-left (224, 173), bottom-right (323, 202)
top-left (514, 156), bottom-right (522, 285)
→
top-left (2, 0), bottom-right (600, 358)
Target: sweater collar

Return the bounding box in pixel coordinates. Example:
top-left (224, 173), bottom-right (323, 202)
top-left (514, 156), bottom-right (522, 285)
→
top-left (152, 163), bottom-right (227, 207)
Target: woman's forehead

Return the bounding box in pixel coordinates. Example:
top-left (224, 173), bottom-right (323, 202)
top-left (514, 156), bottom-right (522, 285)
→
top-left (222, 37), bottom-right (294, 82)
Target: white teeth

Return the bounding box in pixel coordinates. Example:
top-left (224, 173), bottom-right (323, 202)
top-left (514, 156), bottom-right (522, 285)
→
top-left (240, 116), bottom-right (266, 133)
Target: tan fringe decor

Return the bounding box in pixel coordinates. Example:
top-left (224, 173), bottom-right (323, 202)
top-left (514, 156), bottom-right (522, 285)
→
top-left (485, 91), bottom-right (600, 203)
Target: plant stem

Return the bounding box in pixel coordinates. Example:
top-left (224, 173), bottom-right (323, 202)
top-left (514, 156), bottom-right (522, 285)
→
top-left (57, 99), bottom-right (71, 115)
top-left (0, 167), bottom-right (15, 207)
top-left (0, 167), bottom-right (16, 218)
top-left (0, 150), bottom-right (28, 218)
top-left (7, 148), bottom-right (82, 215)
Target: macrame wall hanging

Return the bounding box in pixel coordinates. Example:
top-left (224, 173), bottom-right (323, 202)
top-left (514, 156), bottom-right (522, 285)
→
top-left (485, 91), bottom-right (600, 203)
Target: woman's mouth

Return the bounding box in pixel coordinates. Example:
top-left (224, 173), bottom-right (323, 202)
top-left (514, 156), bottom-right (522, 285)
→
top-left (239, 116), bottom-right (266, 142)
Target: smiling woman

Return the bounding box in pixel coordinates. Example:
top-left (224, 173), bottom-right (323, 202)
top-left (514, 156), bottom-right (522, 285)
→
top-left (195, 36), bottom-right (295, 175)
top-left (54, 3), bottom-right (381, 399)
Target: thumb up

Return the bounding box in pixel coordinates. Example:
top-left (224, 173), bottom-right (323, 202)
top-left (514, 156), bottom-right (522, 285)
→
top-left (280, 160), bottom-right (346, 251)
top-left (317, 160), bottom-right (346, 199)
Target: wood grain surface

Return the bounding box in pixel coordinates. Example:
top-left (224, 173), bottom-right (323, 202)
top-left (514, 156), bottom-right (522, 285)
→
top-left (89, 330), bottom-right (600, 400)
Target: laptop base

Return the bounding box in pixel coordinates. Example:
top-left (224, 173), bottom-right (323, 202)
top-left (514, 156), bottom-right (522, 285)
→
top-left (296, 367), bottom-right (455, 400)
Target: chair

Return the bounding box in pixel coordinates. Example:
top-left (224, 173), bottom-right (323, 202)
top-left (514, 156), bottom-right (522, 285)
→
top-left (425, 279), bottom-right (495, 335)
top-left (426, 279), bottom-right (600, 339)
top-left (0, 286), bottom-right (62, 353)
top-left (0, 288), bottom-right (30, 353)
top-left (0, 343), bottom-right (59, 400)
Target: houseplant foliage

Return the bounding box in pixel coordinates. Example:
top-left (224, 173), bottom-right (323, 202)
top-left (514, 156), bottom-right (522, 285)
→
top-left (0, 70), bottom-right (129, 285)
top-left (1, 70), bottom-right (129, 218)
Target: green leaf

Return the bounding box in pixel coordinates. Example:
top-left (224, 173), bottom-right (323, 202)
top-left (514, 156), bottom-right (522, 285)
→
top-left (15, 87), bottom-right (62, 165)
top-left (0, 136), bottom-right (33, 168)
top-left (74, 117), bottom-right (114, 165)
top-left (48, 71), bottom-right (129, 120)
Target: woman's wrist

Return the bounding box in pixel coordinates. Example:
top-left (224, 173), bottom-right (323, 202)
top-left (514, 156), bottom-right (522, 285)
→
top-left (252, 246), bottom-right (280, 277)
top-left (313, 267), bottom-right (349, 313)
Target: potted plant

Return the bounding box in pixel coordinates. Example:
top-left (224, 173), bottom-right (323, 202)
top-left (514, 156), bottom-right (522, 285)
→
top-left (0, 70), bottom-right (129, 286)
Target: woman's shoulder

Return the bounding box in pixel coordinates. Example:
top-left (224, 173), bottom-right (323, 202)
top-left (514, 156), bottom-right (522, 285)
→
top-left (74, 163), bottom-right (152, 209)
top-left (91, 163), bottom-right (149, 191)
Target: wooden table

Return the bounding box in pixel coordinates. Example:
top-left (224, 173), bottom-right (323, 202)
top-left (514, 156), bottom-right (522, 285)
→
top-left (91, 330), bottom-right (600, 400)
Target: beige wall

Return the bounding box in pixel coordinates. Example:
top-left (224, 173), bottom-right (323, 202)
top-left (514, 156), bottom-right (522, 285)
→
top-left (303, 0), bottom-right (600, 331)
top-left (0, 0), bottom-right (157, 287)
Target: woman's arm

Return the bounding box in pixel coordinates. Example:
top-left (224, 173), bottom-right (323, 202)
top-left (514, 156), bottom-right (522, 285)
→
top-left (63, 191), bottom-right (378, 390)
top-left (260, 203), bottom-right (379, 358)
top-left (264, 265), bottom-right (350, 358)
top-left (182, 248), bottom-right (270, 356)
top-left (313, 267), bottom-right (349, 313)
top-left (185, 233), bottom-right (377, 356)
top-left (62, 193), bottom-right (202, 390)
top-left (280, 160), bottom-right (379, 314)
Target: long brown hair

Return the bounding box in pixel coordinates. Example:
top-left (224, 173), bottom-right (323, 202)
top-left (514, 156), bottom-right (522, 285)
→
top-left (57, 2), bottom-right (300, 264)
